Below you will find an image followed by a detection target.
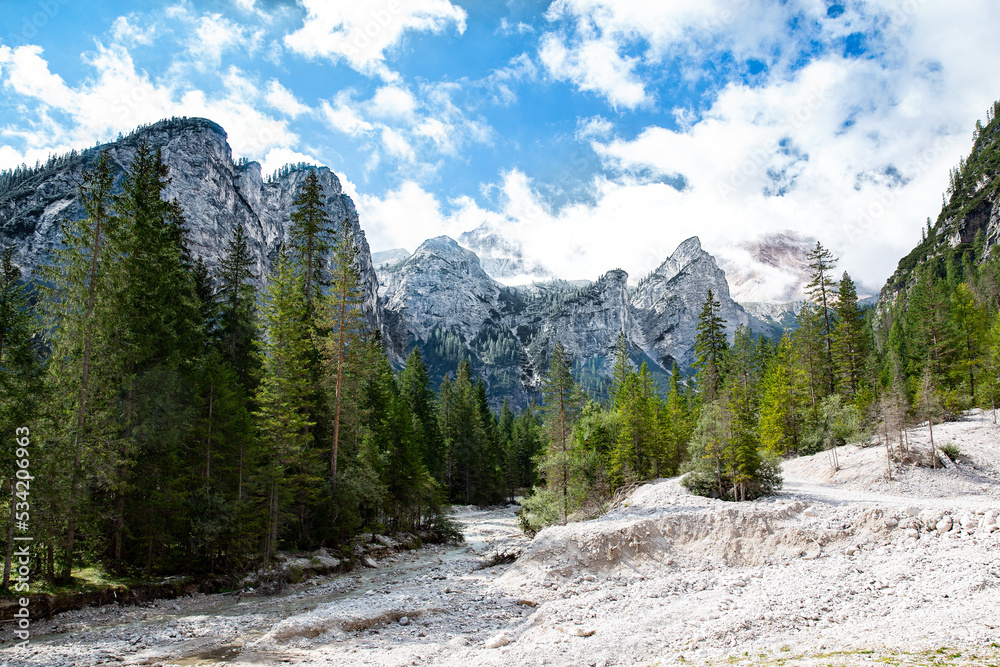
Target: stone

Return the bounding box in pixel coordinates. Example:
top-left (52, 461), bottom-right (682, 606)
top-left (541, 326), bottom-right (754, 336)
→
top-left (884, 518), bottom-right (898, 529)
top-left (803, 507), bottom-right (818, 517)
top-left (905, 506), bottom-right (921, 517)
top-left (936, 518), bottom-right (953, 534)
top-left (398, 616), bottom-right (409, 626)
top-left (484, 632), bottom-right (511, 649)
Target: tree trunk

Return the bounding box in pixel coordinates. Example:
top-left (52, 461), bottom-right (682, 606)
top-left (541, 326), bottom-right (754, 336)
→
top-left (2, 480), bottom-right (14, 589)
top-left (206, 379), bottom-right (214, 481)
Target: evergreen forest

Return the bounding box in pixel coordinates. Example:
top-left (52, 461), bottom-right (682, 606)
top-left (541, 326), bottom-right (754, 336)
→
top-left (3, 106), bottom-right (1000, 591)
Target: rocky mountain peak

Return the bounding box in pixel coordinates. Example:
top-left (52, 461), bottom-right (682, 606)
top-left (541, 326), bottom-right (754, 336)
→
top-left (0, 117), bottom-right (392, 359)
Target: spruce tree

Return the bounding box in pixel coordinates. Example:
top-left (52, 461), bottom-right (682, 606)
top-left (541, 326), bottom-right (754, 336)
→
top-left (288, 170), bottom-right (331, 308)
top-left (832, 272), bottom-right (869, 400)
top-left (759, 334), bottom-right (805, 457)
top-left (216, 221), bottom-right (260, 393)
top-left (320, 217), bottom-right (369, 483)
top-left (0, 246), bottom-right (44, 589)
top-left (693, 289), bottom-right (728, 401)
top-left (805, 242), bottom-right (838, 394)
top-left (949, 283), bottom-right (988, 400)
top-left (398, 347), bottom-right (445, 483)
top-left (539, 341), bottom-right (584, 524)
top-left (38, 152), bottom-right (122, 581)
top-left (253, 246), bottom-right (315, 562)
top-left (659, 363), bottom-right (692, 476)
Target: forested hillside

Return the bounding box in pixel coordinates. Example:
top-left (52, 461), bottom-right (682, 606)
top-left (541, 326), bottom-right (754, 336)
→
top-left (520, 104), bottom-right (1000, 529)
top-left (0, 146), bottom-right (542, 586)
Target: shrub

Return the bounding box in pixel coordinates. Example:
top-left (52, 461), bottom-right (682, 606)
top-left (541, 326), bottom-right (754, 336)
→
top-left (939, 442), bottom-right (961, 462)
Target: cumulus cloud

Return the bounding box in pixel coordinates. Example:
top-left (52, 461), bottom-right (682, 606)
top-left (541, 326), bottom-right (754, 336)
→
top-left (320, 81), bottom-right (492, 174)
top-left (358, 0), bottom-right (1000, 297)
top-left (189, 12), bottom-right (260, 68)
top-left (110, 15), bottom-right (157, 46)
top-left (539, 32), bottom-right (649, 109)
top-left (265, 79), bottom-right (310, 118)
top-left (0, 42), bottom-right (298, 170)
top-left (283, 0), bottom-right (467, 79)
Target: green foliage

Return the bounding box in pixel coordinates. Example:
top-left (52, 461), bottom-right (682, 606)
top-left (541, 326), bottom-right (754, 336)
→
top-left (939, 442), bottom-right (961, 461)
top-left (693, 290), bottom-right (727, 401)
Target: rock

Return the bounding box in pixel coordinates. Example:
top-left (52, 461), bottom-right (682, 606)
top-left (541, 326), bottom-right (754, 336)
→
top-left (399, 616), bottom-right (409, 626)
top-left (0, 117), bottom-right (398, 362)
top-left (845, 546), bottom-right (859, 556)
top-left (484, 632), bottom-right (511, 648)
top-left (803, 507), bottom-right (818, 517)
top-left (362, 557), bottom-right (378, 568)
top-left (904, 528), bottom-right (919, 539)
top-left (448, 635), bottom-right (470, 647)
top-left (378, 235), bottom-right (769, 408)
top-left (884, 518), bottom-right (898, 529)
top-left (516, 599), bottom-right (538, 607)
top-left (905, 506), bottom-right (921, 517)
top-left (936, 517), bottom-right (953, 534)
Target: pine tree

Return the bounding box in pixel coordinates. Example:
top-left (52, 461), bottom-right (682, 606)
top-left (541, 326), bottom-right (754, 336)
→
top-left (805, 242), bottom-right (838, 395)
top-left (759, 333), bottom-right (805, 457)
top-left (38, 152), bottom-right (122, 581)
top-left (949, 283), bottom-right (988, 401)
top-left (0, 246), bottom-right (44, 589)
top-left (253, 246), bottom-right (315, 563)
top-left (398, 347), bottom-right (445, 484)
top-left (216, 221), bottom-right (260, 393)
top-left (539, 341), bottom-right (584, 524)
top-left (288, 171), bottom-right (331, 309)
top-left (320, 217), bottom-right (369, 484)
top-left (693, 289), bottom-right (728, 402)
top-left (833, 272), bottom-right (869, 400)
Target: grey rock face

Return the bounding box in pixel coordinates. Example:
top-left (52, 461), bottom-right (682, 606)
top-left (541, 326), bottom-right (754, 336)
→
top-left (0, 117), bottom-right (393, 358)
top-left (630, 237), bottom-right (769, 370)
top-left (380, 234), bottom-right (768, 405)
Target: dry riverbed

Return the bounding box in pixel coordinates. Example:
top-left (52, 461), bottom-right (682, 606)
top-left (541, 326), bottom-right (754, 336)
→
top-left (2, 411), bottom-right (999, 667)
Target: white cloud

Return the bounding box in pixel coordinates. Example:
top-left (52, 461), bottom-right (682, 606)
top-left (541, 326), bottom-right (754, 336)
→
top-left (539, 32), bottom-right (649, 109)
top-left (0, 45), bottom-right (74, 109)
top-left (358, 180), bottom-right (467, 251)
top-left (265, 79), bottom-right (310, 118)
top-left (111, 15), bottom-right (157, 46)
top-left (321, 92), bottom-right (375, 135)
top-left (0, 42), bottom-right (299, 170)
top-left (186, 12), bottom-right (262, 68)
top-left (283, 0), bottom-right (467, 79)
top-left (369, 85), bottom-right (417, 121)
top-left (379, 126), bottom-right (416, 162)
top-left (260, 147), bottom-right (319, 176)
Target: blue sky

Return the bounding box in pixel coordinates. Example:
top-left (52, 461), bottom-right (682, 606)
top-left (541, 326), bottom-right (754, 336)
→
top-left (2, 0), bottom-right (1000, 298)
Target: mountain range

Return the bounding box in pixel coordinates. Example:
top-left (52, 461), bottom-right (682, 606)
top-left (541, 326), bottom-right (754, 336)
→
top-left (2, 117), bottom-right (782, 405)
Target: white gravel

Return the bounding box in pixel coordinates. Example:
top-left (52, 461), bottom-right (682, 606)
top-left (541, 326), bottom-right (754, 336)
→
top-left (2, 411), bottom-right (999, 667)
